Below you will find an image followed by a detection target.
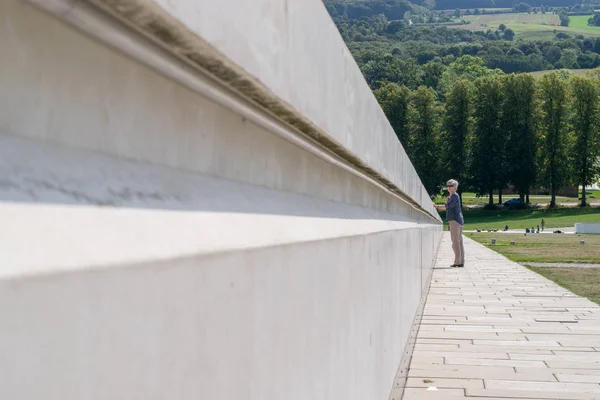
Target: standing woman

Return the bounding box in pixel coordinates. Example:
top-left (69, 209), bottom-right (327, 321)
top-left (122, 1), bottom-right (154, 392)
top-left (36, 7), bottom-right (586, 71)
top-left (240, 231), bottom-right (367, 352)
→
top-left (445, 179), bottom-right (464, 268)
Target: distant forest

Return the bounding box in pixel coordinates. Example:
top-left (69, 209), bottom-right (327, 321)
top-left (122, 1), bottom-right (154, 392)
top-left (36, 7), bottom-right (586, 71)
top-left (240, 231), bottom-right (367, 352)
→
top-left (434, 0), bottom-right (578, 10)
top-left (324, 0), bottom-right (580, 17)
top-left (323, 0), bottom-right (600, 205)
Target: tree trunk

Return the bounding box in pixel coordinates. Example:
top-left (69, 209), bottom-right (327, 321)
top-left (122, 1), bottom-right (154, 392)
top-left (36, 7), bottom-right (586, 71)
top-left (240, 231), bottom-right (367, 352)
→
top-left (488, 190), bottom-right (494, 207)
top-left (550, 184), bottom-right (557, 207)
top-left (498, 189), bottom-right (503, 204)
top-left (459, 190), bottom-right (463, 210)
top-left (581, 186), bottom-right (587, 207)
top-left (526, 191), bottom-right (530, 204)
top-left (519, 191), bottom-right (525, 205)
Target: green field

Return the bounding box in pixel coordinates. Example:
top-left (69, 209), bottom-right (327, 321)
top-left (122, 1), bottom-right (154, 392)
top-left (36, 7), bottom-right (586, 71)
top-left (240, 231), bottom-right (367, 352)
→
top-left (439, 207), bottom-right (600, 231)
top-left (454, 13), bottom-right (559, 31)
top-left (527, 266), bottom-right (600, 305)
top-left (528, 69), bottom-right (593, 78)
top-left (470, 230), bottom-right (600, 305)
top-left (470, 232), bottom-right (600, 263)
top-left (434, 190), bottom-right (600, 207)
top-left (433, 191), bottom-right (588, 206)
top-left (583, 188), bottom-right (600, 199)
top-left (569, 15), bottom-right (600, 32)
top-left (451, 13), bottom-right (600, 39)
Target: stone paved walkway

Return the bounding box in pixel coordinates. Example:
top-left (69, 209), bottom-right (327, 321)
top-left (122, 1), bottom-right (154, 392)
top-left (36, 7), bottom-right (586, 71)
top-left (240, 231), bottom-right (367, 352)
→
top-left (404, 233), bottom-right (600, 400)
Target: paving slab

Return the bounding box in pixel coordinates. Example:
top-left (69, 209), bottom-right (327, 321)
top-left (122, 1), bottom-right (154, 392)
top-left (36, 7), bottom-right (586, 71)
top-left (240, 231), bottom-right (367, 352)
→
top-left (405, 233), bottom-right (600, 399)
top-left (466, 388), bottom-right (600, 400)
top-left (405, 377), bottom-right (484, 389)
top-left (401, 388), bottom-right (465, 400)
top-left (409, 365), bottom-right (557, 381)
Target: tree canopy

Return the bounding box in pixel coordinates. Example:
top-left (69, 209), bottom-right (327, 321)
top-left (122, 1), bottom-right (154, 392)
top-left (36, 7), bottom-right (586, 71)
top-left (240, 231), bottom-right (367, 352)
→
top-left (325, 2), bottom-right (600, 201)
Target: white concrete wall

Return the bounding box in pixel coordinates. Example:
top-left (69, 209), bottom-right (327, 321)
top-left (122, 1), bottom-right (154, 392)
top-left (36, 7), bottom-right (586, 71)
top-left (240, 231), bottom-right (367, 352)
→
top-left (0, 1), bottom-right (443, 399)
top-left (575, 224), bottom-right (600, 234)
top-left (140, 0), bottom-right (428, 209)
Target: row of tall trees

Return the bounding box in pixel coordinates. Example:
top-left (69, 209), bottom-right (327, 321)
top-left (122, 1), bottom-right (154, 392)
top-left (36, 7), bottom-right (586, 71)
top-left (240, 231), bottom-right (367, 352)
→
top-left (375, 71), bottom-right (600, 207)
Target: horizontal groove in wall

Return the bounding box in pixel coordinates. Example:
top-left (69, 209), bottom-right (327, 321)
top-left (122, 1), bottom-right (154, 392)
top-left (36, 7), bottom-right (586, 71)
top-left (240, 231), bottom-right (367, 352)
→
top-left (25, 0), bottom-right (441, 223)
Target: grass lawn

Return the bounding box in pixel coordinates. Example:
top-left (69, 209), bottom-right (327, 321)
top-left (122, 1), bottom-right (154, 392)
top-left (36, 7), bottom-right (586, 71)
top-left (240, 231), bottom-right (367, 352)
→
top-left (450, 12), bottom-right (600, 39)
top-left (525, 266), bottom-right (600, 305)
top-left (439, 206), bottom-right (600, 231)
top-left (461, 201), bottom-right (600, 305)
top-left (453, 13), bottom-right (559, 32)
top-left (569, 15), bottom-right (600, 32)
top-left (469, 232), bottom-right (600, 263)
top-left (582, 188), bottom-right (600, 198)
top-left (433, 192), bottom-right (580, 206)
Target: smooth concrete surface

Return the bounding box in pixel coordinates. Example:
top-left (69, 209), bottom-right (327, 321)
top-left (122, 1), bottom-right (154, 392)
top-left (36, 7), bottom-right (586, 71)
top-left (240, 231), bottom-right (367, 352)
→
top-left (141, 0), bottom-right (427, 206)
top-left (1, 0), bottom-right (437, 222)
top-left (575, 223), bottom-right (600, 234)
top-left (0, 134), bottom-right (440, 400)
top-left (1, 225), bottom-right (441, 400)
top-left (406, 234), bottom-right (600, 400)
top-left (24, 0), bottom-right (439, 218)
top-left (0, 1), bottom-right (443, 399)
top-left (0, 133), bottom-right (440, 278)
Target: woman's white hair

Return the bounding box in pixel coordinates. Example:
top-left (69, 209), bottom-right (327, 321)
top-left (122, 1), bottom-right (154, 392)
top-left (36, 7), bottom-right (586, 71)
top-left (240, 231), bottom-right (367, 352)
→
top-left (447, 179), bottom-right (459, 189)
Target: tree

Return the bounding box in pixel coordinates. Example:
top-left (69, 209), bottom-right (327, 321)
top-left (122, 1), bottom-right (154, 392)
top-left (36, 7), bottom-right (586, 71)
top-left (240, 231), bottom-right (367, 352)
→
top-left (538, 72), bottom-right (571, 207)
top-left (559, 11), bottom-right (570, 27)
top-left (471, 76), bottom-right (505, 207)
top-left (443, 80), bottom-right (472, 204)
top-left (422, 62), bottom-right (447, 91)
top-left (417, 50), bottom-right (437, 65)
top-left (589, 14), bottom-right (600, 27)
top-left (503, 28), bottom-right (515, 41)
top-left (545, 45), bottom-right (562, 64)
top-left (374, 82), bottom-right (411, 148)
top-left (474, 8), bottom-right (480, 15)
top-left (587, 66), bottom-right (600, 81)
top-left (570, 76), bottom-right (600, 206)
top-left (387, 20), bottom-right (406, 34)
top-left (502, 74), bottom-right (538, 205)
top-left (361, 55), bottom-right (423, 90)
top-left (558, 48), bottom-right (580, 69)
top-left (499, 23), bottom-right (507, 31)
top-left (438, 55), bottom-right (504, 94)
top-left (454, 8), bottom-right (461, 18)
top-left (409, 86), bottom-right (442, 198)
top-left (423, 0), bottom-right (436, 10)
top-left (513, 2), bottom-right (532, 13)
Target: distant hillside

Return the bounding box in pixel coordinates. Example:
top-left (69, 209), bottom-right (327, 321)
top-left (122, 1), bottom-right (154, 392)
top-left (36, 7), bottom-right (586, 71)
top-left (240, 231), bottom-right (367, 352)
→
top-left (324, 0), bottom-right (579, 16)
top-left (434, 0), bottom-right (578, 10)
top-left (324, 0), bottom-right (415, 21)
